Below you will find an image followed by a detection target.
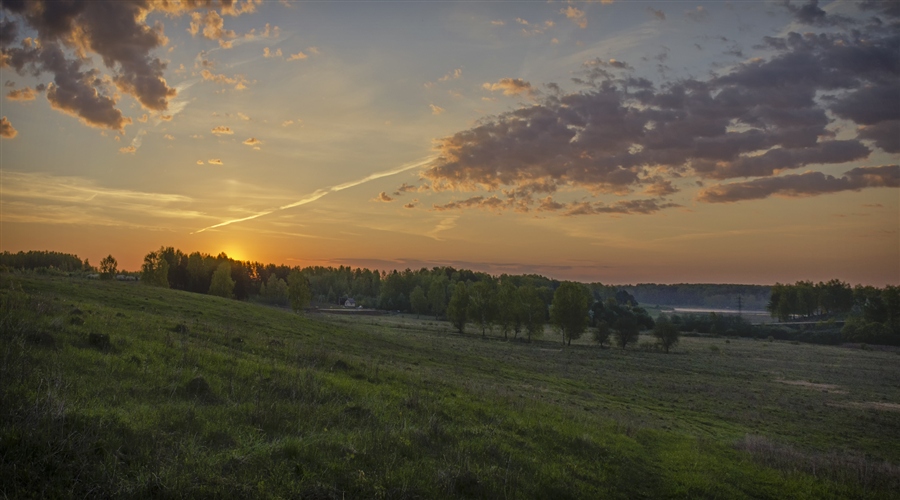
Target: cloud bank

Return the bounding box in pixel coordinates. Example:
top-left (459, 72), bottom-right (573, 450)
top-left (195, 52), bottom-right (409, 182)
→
top-left (698, 165), bottom-right (900, 203)
top-left (418, 8), bottom-right (898, 214)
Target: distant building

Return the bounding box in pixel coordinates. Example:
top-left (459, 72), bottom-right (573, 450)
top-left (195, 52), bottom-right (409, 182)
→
top-left (344, 298), bottom-right (356, 308)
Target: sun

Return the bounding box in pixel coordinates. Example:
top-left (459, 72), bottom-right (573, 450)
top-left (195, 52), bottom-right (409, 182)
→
top-left (220, 245), bottom-right (248, 262)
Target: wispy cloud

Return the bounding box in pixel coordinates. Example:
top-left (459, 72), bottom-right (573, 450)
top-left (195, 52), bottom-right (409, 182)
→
top-left (482, 78), bottom-right (535, 97)
top-left (192, 156), bottom-right (439, 234)
top-left (426, 216), bottom-right (458, 241)
top-left (6, 87), bottom-right (37, 101)
top-left (0, 171), bottom-right (205, 228)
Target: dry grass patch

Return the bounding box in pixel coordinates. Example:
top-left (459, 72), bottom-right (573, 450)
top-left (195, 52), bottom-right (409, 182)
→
top-left (827, 401), bottom-right (900, 412)
top-left (777, 379), bottom-right (847, 393)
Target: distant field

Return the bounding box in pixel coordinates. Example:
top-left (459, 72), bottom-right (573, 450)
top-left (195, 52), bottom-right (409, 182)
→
top-left (2, 273), bottom-right (899, 499)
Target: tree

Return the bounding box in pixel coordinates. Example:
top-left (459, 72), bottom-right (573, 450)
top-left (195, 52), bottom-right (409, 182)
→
top-left (83, 258), bottom-right (95, 273)
top-left (593, 321), bottom-right (611, 348)
top-left (140, 248), bottom-right (170, 287)
top-left (410, 285), bottom-right (428, 318)
top-left (208, 262), bottom-right (235, 298)
top-left (519, 284), bottom-right (546, 342)
top-left (99, 255), bottom-right (118, 280)
top-left (287, 270), bottom-right (312, 314)
top-left (468, 279), bottom-right (497, 337)
top-left (550, 281), bottom-right (590, 346)
top-left (613, 316), bottom-right (640, 349)
top-left (496, 281), bottom-right (518, 340)
top-left (447, 281), bottom-right (469, 333)
top-left (652, 316), bottom-right (680, 353)
top-left (428, 275), bottom-right (448, 319)
top-left (187, 252), bottom-right (212, 293)
top-left (261, 273), bottom-right (289, 306)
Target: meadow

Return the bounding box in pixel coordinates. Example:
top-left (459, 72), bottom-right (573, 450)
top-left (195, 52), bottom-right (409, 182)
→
top-left (2, 273), bottom-right (899, 499)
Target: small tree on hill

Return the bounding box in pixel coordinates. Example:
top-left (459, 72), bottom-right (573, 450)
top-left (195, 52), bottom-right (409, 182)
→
top-left (613, 316), bottom-right (640, 349)
top-left (140, 249), bottom-right (169, 287)
top-left (99, 254), bottom-right (117, 280)
top-left (653, 316), bottom-right (680, 353)
top-left (209, 262), bottom-right (235, 298)
top-left (550, 281), bottom-right (590, 346)
top-left (287, 270), bottom-right (311, 314)
top-left (447, 281), bottom-right (469, 333)
top-left (593, 321), bottom-right (611, 348)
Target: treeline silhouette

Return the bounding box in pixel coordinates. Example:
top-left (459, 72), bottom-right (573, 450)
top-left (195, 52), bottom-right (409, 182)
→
top-left (133, 246), bottom-right (634, 319)
top-left (0, 250), bottom-right (85, 272)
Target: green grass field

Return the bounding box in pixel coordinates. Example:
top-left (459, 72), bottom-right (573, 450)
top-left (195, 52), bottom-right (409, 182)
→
top-left (2, 273), bottom-right (899, 498)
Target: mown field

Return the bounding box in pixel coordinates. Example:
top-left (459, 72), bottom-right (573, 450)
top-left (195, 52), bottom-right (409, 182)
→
top-left (2, 273), bottom-right (899, 499)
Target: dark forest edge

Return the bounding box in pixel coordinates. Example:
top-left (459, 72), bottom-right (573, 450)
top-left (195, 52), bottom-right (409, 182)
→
top-left (2, 249), bottom-right (898, 346)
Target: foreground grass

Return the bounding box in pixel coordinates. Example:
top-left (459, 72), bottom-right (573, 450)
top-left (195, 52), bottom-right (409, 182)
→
top-left (2, 274), bottom-right (899, 499)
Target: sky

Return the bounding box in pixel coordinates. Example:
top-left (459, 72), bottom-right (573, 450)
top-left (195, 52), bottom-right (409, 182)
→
top-left (0, 0), bottom-right (898, 285)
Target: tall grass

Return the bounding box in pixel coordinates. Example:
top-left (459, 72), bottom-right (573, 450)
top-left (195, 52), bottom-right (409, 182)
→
top-left (2, 273), bottom-right (899, 498)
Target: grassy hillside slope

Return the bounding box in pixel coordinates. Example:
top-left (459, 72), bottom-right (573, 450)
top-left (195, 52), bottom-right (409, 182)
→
top-left (2, 273), bottom-right (898, 499)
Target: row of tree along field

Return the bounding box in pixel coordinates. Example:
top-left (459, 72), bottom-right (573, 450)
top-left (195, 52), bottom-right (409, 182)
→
top-left (2, 249), bottom-right (898, 346)
top-left (768, 280), bottom-right (900, 345)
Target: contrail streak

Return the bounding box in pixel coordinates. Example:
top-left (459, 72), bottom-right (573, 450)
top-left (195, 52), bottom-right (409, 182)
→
top-left (191, 155), bottom-right (436, 234)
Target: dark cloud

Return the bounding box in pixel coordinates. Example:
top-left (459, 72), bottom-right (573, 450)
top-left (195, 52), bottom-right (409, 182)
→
top-left (433, 196), bottom-right (504, 212)
top-left (563, 198), bottom-right (680, 216)
top-left (857, 120), bottom-right (900, 153)
top-left (1, 1), bottom-right (175, 111)
top-left (859, 0), bottom-right (900, 20)
top-left (830, 83), bottom-right (900, 125)
top-left (782, 0), bottom-right (852, 26)
top-left (38, 43), bottom-right (131, 131)
top-left (0, 18), bottom-right (17, 47)
top-left (427, 191), bottom-right (679, 217)
top-left (0, 1), bottom-right (258, 130)
top-left (375, 192), bottom-right (394, 202)
top-left (0, 116), bottom-right (17, 138)
top-left (694, 140), bottom-right (871, 179)
top-left (647, 8), bottom-right (665, 21)
top-left (698, 165), bottom-right (899, 203)
top-left (786, 0), bottom-right (827, 24)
